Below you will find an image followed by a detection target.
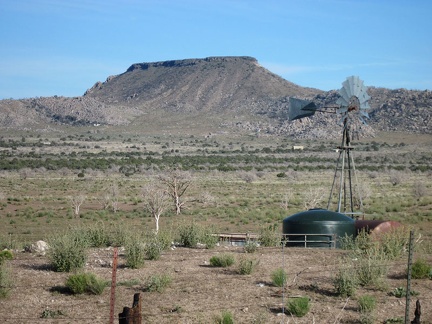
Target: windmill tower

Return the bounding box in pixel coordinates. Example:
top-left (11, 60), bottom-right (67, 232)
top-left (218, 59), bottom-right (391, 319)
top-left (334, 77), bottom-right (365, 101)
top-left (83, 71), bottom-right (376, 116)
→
top-left (288, 76), bottom-right (371, 218)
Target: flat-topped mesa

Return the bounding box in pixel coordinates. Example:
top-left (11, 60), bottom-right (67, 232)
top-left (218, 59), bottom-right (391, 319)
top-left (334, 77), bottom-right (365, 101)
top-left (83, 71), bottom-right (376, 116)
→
top-left (126, 56), bottom-right (257, 72)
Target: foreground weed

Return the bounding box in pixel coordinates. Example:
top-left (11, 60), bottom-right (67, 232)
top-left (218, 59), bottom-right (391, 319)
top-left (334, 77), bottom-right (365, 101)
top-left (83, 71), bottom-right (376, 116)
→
top-left (40, 309), bottom-right (66, 318)
top-left (145, 274), bottom-right (172, 293)
top-left (0, 250), bottom-right (13, 264)
top-left (271, 268), bottom-right (287, 287)
top-left (0, 262), bottom-right (13, 298)
top-left (410, 258), bottom-right (431, 279)
top-left (210, 254), bottom-right (235, 267)
top-left (286, 296), bottom-right (310, 317)
top-left (117, 278), bottom-right (140, 287)
top-left (357, 295), bottom-right (376, 324)
top-left (214, 310), bottom-right (234, 324)
top-left (389, 286), bottom-right (419, 298)
top-left (65, 272), bottom-right (108, 295)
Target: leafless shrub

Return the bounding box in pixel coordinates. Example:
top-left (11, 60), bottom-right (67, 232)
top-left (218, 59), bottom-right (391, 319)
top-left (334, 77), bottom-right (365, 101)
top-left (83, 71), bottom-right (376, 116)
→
top-left (280, 190), bottom-right (293, 210)
top-left (389, 170), bottom-right (403, 186)
top-left (412, 181), bottom-right (427, 200)
top-left (199, 191), bottom-right (217, 207)
top-left (238, 171), bottom-right (257, 183)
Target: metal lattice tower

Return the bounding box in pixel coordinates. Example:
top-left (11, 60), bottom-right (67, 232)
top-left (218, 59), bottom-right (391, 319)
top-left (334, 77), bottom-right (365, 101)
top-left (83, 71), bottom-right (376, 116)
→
top-left (287, 76), bottom-right (371, 218)
top-left (326, 76), bottom-right (370, 217)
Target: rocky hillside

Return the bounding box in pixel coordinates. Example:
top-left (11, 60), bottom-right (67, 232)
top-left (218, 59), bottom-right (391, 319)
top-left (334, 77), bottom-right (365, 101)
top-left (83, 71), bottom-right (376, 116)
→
top-left (0, 56), bottom-right (431, 138)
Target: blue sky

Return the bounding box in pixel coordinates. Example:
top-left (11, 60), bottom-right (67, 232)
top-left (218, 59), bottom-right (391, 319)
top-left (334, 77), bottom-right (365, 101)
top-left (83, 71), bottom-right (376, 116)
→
top-left (1, 0), bottom-right (431, 99)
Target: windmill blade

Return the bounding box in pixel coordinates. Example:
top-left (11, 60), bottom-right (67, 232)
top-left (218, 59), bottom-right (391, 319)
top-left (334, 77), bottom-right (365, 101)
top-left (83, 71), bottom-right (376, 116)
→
top-left (287, 98), bottom-right (317, 121)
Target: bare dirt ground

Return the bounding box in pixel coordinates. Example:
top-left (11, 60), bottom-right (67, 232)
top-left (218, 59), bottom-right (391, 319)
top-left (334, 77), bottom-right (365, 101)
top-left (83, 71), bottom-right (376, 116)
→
top-left (1, 245), bottom-right (431, 324)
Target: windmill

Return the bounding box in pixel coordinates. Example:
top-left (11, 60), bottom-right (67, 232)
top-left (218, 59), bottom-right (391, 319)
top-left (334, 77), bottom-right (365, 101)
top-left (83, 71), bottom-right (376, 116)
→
top-left (288, 76), bottom-right (371, 218)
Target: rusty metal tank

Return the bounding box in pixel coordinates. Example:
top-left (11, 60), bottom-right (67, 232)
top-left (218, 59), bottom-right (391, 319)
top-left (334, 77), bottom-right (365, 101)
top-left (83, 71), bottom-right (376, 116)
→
top-left (282, 208), bottom-right (356, 248)
top-left (355, 220), bottom-right (402, 238)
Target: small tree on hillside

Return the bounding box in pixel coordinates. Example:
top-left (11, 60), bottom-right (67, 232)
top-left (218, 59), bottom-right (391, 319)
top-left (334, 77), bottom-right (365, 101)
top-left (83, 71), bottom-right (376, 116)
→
top-left (158, 170), bottom-right (192, 215)
top-left (142, 184), bottom-right (169, 234)
top-left (69, 194), bottom-right (86, 217)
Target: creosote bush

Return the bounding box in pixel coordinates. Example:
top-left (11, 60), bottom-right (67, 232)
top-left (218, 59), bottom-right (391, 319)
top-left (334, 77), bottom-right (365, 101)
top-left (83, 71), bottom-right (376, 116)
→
top-left (124, 235), bottom-right (146, 269)
top-left (334, 262), bottom-right (358, 297)
top-left (48, 231), bottom-right (88, 272)
top-left (65, 272), bottom-right (108, 295)
top-left (178, 221), bottom-right (218, 249)
top-left (210, 254), bottom-right (235, 267)
top-left (286, 296), bottom-right (310, 317)
top-left (259, 225), bottom-right (281, 247)
top-left (243, 239), bottom-right (258, 253)
top-left (237, 256), bottom-right (259, 275)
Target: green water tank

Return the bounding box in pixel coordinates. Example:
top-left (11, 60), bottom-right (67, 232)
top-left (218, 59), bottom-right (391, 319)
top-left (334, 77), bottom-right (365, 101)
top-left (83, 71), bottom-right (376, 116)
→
top-left (282, 208), bottom-right (355, 248)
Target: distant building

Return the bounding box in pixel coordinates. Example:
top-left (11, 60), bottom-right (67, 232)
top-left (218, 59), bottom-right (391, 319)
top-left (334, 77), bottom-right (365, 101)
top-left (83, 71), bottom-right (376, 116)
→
top-left (292, 145), bottom-right (304, 150)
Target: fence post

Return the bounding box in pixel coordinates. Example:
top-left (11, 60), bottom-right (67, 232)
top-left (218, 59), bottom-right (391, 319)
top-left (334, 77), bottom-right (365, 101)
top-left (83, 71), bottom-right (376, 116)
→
top-left (119, 293), bottom-right (142, 324)
top-left (109, 247), bottom-right (119, 324)
top-left (405, 230), bottom-right (415, 324)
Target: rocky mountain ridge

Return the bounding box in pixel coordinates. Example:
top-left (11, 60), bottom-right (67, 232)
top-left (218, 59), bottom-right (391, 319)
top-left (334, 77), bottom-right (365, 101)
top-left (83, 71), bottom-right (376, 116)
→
top-left (0, 56), bottom-right (431, 138)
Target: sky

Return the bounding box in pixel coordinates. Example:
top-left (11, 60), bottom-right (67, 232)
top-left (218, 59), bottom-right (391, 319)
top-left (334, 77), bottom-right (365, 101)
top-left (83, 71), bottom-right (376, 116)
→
top-left (1, 0), bottom-right (431, 99)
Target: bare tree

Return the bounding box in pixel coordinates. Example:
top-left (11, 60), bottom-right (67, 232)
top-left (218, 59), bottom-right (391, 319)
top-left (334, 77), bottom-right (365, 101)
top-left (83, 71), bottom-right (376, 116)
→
top-left (280, 190), bottom-right (294, 210)
top-left (158, 170), bottom-right (192, 215)
top-left (142, 184), bottom-right (169, 233)
top-left (98, 183), bottom-right (120, 212)
top-left (412, 181), bottom-right (427, 201)
top-left (302, 186), bottom-right (326, 210)
top-left (69, 194), bottom-right (86, 217)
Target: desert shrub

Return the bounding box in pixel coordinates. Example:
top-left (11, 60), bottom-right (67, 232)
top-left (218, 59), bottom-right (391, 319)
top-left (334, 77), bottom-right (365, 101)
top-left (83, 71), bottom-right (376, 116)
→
top-left (388, 286), bottom-right (419, 298)
top-left (243, 239), bottom-right (258, 253)
top-left (237, 257), bottom-right (259, 275)
top-left (384, 317), bottom-right (404, 323)
top-left (259, 225), bottom-right (281, 247)
top-left (0, 262), bottom-right (12, 298)
top-left (411, 259), bottom-right (431, 279)
top-left (40, 309), bottom-right (65, 318)
top-left (143, 232), bottom-right (169, 261)
top-left (65, 272), bottom-right (108, 295)
top-left (83, 223), bottom-right (110, 247)
top-left (357, 295), bottom-right (376, 324)
top-left (334, 262), bottom-right (358, 297)
top-left (145, 273), bottom-right (172, 293)
top-left (214, 310), bottom-right (234, 324)
top-left (286, 296), bottom-right (310, 317)
top-left (210, 254), bottom-right (235, 267)
top-left (354, 249), bottom-right (389, 288)
top-left (0, 250), bottom-right (13, 264)
top-left (380, 227), bottom-right (410, 259)
top-left (271, 268), bottom-right (287, 287)
top-left (200, 226), bottom-right (218, 249)
top-left (177, 222), bottom-right (202, 248)
top-left (124, 235), bottom-right (146, 269)
top-left (48, 232), bottom-right (88, 272)
top-left (177, 222), bottom-right (217, 248)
